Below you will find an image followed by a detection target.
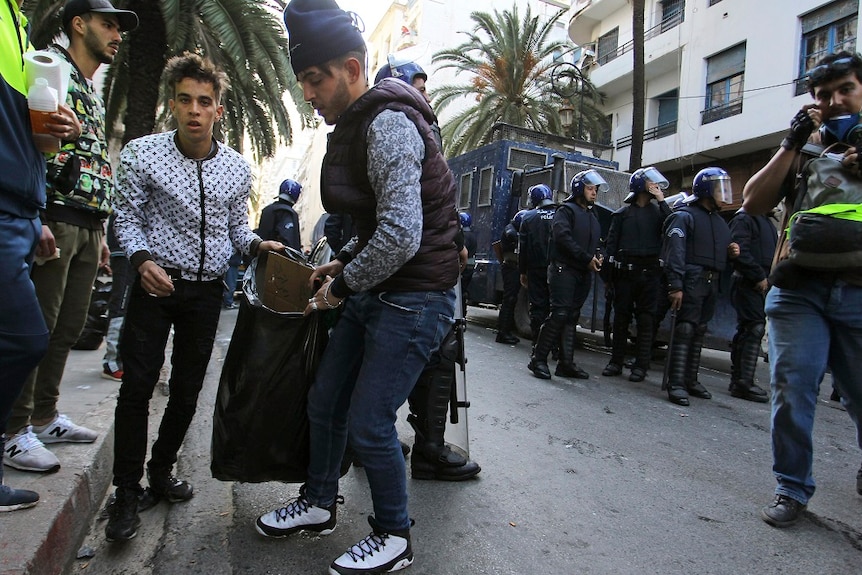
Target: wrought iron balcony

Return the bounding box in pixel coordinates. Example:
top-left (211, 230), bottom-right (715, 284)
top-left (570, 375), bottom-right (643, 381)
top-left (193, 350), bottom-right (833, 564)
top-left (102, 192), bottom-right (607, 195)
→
top-left (701, 99), bottom-right (743, 124)
top-left (597, 11), bottom-right (685, 65)
top-left (616, 120), bottom-right (677, 149)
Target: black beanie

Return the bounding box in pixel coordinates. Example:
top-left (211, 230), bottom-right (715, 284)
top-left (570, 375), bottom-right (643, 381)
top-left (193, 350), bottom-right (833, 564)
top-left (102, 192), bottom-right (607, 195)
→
top-left (284, 0), bottom-right (365, 75)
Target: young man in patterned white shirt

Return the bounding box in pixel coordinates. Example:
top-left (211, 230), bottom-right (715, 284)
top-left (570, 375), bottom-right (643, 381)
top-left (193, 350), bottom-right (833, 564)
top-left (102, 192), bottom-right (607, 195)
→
top-left (105, 53), bottom-right (283, 542)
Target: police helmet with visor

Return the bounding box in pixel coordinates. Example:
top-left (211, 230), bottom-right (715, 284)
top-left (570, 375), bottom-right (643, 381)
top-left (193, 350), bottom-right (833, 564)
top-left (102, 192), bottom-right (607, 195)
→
top-left (684, 167), bottom-right (732, 206)
top-left (625, 166), bottom-right (669, 203)
top-left (528, 183), bottom-right (554, 208)
top-left (567, 169), bottom-right (609, 202)
top-left (278, 178), bottom-right (302, 203)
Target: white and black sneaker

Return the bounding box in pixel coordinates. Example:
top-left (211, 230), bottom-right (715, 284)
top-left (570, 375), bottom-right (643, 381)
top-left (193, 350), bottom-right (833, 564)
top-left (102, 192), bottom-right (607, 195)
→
top-left (33, 414), bottom-right (97, 444)
top-left (329, 516), bottom-right (413, 575)
top-left (255, 489), bottom-right (340, 538)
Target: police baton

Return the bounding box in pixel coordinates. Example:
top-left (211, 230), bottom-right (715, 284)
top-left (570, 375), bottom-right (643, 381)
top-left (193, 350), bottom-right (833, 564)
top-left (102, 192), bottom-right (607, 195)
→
top-left (661, 308), bottom-right (677, 391)
top-left (590, 248), bottom-right (601, 332)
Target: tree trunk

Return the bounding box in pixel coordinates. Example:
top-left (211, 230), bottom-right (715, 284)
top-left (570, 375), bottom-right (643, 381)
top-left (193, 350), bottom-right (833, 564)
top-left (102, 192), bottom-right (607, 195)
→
top-left (629, 0), bottom-right (646, 172)
top-left (121, 1), bottom-right (167, 144)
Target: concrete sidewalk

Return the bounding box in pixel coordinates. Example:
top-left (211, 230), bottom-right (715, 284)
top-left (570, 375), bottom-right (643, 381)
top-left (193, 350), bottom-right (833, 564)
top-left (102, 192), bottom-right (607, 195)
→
top-left (0, 310), bottom-right (237, 575)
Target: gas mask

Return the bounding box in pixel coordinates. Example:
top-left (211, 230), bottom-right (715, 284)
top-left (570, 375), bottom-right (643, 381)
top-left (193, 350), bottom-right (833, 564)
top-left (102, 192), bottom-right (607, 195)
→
top-left (821, 113), bottom-right (862, 146)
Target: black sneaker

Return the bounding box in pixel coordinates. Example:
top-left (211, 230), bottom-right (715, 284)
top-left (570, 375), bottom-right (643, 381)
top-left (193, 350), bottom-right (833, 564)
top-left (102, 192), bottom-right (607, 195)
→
top-left (602, 362), bottom-right (623, 377)
top-left (105, 487), bottom-right (142, 542)
top-left (528, 359), bottom-right (551, 379)
top-left (555, 363), bottom-right (589, 379)
top-left (147, 469), bottom-right (193, 503)
top-left (329, 516), bottom-right (413, 575)
top-left (0, 482), bottom-right (39, 512)
top-left (761, 494), bottom-right (806, 528)
top-left (495, 333), bottom-right (520, 345)
top-left (686, 381), bottom-right (712, 399)
top-left (256, 490), bottom-right (340, 538)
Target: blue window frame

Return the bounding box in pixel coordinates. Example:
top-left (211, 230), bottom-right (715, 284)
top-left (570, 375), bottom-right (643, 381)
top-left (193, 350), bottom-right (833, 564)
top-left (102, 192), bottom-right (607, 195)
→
top-left (796, 0), bottom-right (857, 94)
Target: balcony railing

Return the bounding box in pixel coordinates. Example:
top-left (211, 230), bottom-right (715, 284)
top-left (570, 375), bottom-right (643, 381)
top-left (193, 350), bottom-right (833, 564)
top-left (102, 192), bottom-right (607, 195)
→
top-left (701, 99), bottom-right (743, 124)
top-left (616, 120), bottom-right (678, 149)
top-left (597, 11), bottom-right (684, 66)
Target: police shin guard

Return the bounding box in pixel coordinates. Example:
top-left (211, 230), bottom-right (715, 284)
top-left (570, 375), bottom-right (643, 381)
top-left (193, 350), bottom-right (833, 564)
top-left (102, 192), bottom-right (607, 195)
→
top-left (407, 336), bottom-right (480, 481)
top-left (555, 323), bottom-right (589, 379)
top-left (608, 312), bottom-right (630, 369)
top-left (666, 321), bottom-right (693, 406)
top-left (684, 324), bottom-right (711, 399)
top-left (729, 324), bottom-right (768, 403)
top-left (530, 316), bottom-right (563, 379)
top-left (630, 312), bottom-right (654, 382)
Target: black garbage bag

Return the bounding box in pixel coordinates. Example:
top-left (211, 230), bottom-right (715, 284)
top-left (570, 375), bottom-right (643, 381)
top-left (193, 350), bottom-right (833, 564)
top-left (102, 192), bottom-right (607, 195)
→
top-left (72, 277), bottom-right (112, 350)
top-left (212, 252), bottom-right (335, 483)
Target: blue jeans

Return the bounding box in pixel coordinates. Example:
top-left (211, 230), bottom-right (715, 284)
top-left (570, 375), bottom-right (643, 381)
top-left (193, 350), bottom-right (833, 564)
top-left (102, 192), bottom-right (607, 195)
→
top-left (305, 289), bottom-right (455, 532)
top-left (765, 277), bottom-right (862, 504)
top-left (0, 212), bottom-right (48, 439)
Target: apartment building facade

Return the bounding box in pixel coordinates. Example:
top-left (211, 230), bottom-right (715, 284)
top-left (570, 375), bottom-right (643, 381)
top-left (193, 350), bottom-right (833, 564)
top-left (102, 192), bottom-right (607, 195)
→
top-left (566, 0), bottom-right (859, 205)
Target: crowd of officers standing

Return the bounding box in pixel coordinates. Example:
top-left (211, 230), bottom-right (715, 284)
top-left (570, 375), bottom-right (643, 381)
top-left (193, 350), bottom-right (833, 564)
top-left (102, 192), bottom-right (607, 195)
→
top-left (499, 165), bottom-right (777, 407)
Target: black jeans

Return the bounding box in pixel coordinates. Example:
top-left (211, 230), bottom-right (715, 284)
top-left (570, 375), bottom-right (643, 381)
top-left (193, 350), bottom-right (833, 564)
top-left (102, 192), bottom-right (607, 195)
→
top-left (112, 275), bottom-right (222, 488)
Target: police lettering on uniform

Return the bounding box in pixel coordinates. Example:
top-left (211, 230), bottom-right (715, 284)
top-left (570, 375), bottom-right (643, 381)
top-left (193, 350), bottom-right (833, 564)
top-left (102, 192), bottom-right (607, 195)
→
top-left (728, 208), bottom-right (776, 403)
top-left (602, 167), bottom-right (672, 383)
top-left (661, 167), bottom-right (739, 406)
top-left (518, 184), bottom-right (557, 343)
top-left (528, 170), bottom-right (607, 380)
top-left (495, 210), bottom-right (525, 344)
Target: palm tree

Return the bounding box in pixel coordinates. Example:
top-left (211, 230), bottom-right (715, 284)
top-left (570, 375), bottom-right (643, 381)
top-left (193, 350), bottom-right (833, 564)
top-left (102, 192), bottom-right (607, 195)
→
top-left (432, 4), bottom-right (605, 156)
top-left (23, 0), bottom-right (312, 161)
top-left (629, 0), bottom-right (646, 171)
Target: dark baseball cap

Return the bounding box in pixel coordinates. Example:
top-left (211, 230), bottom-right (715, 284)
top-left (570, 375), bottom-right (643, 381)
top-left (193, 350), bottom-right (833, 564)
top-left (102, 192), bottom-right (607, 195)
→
top-left (61, 0), bottom-right (139, 32)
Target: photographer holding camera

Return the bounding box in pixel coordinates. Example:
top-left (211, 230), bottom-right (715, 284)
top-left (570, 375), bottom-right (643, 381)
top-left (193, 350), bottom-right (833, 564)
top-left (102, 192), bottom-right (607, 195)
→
top-left (743, 51), bottom-right (862, 528)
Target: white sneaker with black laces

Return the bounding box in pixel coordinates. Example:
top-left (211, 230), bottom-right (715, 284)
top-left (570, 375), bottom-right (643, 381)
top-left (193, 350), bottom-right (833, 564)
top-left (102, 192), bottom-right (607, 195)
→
top-left (329, 527), bottom-right (413, 574)
top-left (3, 428), bottom-right (60, 473)
top-left (33, 414), bottom-right (97, 444)
top-left (256, 492), bottom-right (337, 537)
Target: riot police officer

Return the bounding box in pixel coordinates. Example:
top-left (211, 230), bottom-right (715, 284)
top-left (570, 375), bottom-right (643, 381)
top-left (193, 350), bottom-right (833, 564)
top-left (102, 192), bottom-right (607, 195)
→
top-left (728, 208), bottom-right (776, 402)
top-left (257, 179), bottom-right (303, 251)
top-left (603, 167), bottom-right (672, 382)
top-left (662, 167), bottom-right (739, 406)
top-left (529, 170), bottom-right (608, 380)
top-left (496, 210), bottom-right (526, 344)
top-left (518, 184), bottom-right (557, 344)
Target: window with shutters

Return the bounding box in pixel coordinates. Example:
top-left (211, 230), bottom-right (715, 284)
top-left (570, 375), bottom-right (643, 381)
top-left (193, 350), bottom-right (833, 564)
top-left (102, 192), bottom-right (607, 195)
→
top-left (702, 43), bottom-right (745, 124)
top-left (478, 167), bottom-right (493, 207)
top-left (795, 0), bottom-right (857, 95)
top-left (458, 173), bottom-right (472, 210)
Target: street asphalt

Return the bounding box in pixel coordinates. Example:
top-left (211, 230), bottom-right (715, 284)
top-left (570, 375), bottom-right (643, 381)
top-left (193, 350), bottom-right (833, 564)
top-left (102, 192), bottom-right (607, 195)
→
top-left (0, 308), bottom-right (862, 575)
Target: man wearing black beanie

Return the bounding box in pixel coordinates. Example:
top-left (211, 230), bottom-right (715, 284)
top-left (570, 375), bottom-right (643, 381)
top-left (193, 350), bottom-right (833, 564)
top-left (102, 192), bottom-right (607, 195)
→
top-left (255, 1), bottom-right (460, 574)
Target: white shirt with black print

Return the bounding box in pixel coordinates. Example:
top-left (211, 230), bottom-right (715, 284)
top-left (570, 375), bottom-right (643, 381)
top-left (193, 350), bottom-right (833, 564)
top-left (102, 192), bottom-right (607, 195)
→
top-left (114, 131), bottom-right (259, 281)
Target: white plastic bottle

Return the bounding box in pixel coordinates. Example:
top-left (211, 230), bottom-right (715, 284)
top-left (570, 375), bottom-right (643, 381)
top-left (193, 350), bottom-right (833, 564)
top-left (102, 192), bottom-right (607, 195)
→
top-left (28, 77), bottom-right (60, 153)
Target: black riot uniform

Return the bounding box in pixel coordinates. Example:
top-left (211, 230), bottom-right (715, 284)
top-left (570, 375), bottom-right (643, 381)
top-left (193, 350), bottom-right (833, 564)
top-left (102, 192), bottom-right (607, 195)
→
top-left (258, 197), bottom-right (302, 251)
top-left (728, 209), bottom-right (777, 402)
top-left (495, 217), bottom-right (521, 344)
top-left (604, 199), bottom-right (672, 381)
top-left (529, 199), bottom-right (601, 379)
top-left (662, 198), bottom-right (732, 406)
top-left (518, 204), bottom-right (556, 340)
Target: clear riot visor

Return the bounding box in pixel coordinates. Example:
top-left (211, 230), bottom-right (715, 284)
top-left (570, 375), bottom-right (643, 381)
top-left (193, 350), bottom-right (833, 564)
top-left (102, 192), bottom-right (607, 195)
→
top-left (581, 169), bottom-right (610, 193)
top-left (641, 167), bottom-right (669, 190)
top-left (707, 177), bottom-right (733, 205)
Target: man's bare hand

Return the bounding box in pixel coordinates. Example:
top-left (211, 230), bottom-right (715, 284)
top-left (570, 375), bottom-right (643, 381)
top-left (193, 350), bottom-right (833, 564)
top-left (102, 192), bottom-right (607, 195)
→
top-left (138, 261), bottom-right (175, 297)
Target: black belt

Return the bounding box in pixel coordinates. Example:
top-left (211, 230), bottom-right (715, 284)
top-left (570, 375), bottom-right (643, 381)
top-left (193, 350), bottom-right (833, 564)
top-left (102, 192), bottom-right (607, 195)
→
top-left (161, 267), bottom-right (221, 283)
